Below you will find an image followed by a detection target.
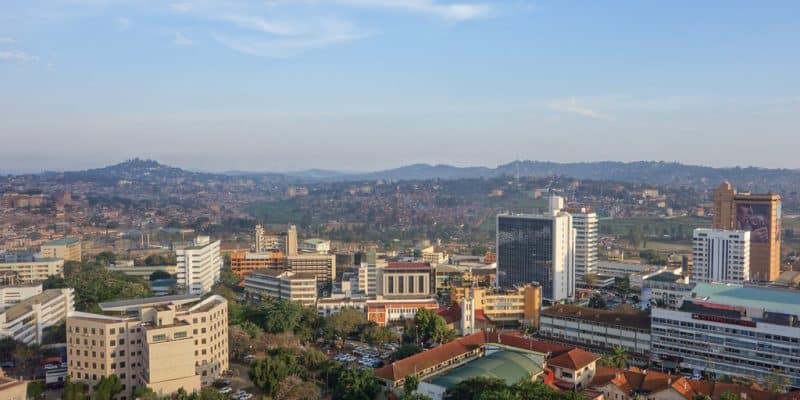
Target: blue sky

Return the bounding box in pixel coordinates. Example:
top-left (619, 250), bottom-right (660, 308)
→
top-left (1, 0), bottom-right (799, 172)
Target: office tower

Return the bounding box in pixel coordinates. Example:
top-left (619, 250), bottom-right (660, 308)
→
top-left (569, 208), bottom-right (598, 282)
top-left (496, 206), bottom-right (576, 302)
top-left (691, 228), bottom-right (750, 284)
top-left (175, 236), bottom-right (222, 295)
top-left (67, 295), bottom-right (228, 397)
top-left (285, 225), bottom-right (298, 256)
top-left (40, 238), bottom-right (82, 262)
top-left (285, 254), bottom-right (335, 294)
top-left (712, 182), bottom-right (781, 282)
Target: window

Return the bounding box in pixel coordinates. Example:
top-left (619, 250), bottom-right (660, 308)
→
top-left (174, 331), bottom-right (187, 339)
top-left (152, 334), bottom-right (167, 342)
top-left (110, 340), bottom-right (116, 346)
top-left (110, 328), bottom-right (115, 335)
top-left (119, 339), bottom-right (125, 345)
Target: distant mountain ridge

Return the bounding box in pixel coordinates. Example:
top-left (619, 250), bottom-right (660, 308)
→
top-left (8, 158), bottom-right (800, 192)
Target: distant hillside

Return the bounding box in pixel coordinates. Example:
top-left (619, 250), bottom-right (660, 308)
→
top-left (47, 158), bottom-right (212, 184)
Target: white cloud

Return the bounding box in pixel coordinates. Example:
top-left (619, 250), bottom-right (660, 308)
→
top-left (221, 15), bottom-right (300, 36)
top-left (329, 0), bottom-right (491, 21)
top-left (0, 37), bottom-right (15, 44)
top-left (115, 17), bottom-right (132, 30)
top-left (547, 97), bottom-right (614, 121)
top-left (172, 31), bottom-right (194, 46)
top-left (0, 50), bottom-right (38, 63)
top-left (212, 18), bottom-right (368, 57)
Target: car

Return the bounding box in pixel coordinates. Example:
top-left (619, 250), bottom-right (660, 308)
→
top-left (217, 387), bottom-right (233, 394)
top-left (242, 354), bottom-right (256, 362)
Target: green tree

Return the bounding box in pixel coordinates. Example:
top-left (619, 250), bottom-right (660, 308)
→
top-left (240, 321), bottom-right (264, 339)
top-left (94, 251), bottom-right (117, 266)
top-left (404, 374), bottom-right (420, 394)
top-left (263, 300), bottom-right (304, 334)
top-left (149, 270), bottom-right (172, 281)
top-left (362, 324), bottom-right (399, 347)
top-left (326, 308), bottom-right (367, 344)
top-left (63, 377), bottom-right (89, 400)
top-left (42, 275), bottom-right (68, 289)
top-left (588, 294), bottom-right (607, 309)
top-left (599, 346), bottom-right (629, 369)
top-left (133, 387), bottom-right (161, 400)
top-left (414, 308), bottom-right (455, 344)
top-left (445, 377), bottom-right (508, 400)
top-left (333, 367), bottom-right (379, 400)
top-left (274, 375), bottom-right (321, 400)
top-left (394, 343), bottom-right (422, 360)
top-left (92, 375), bottom-right (123, 400)
top-left (27, 380), bottom-right (45, 399)
top-left (250, 350), bottom-right (302, 396)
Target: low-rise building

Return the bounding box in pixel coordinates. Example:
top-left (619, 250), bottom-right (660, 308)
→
top-left (244, 269), bottom-right (317, 306)
top-left (0, 252), bottom-right (64, 283)
top-left (285, 254), bottom-right (336, 294)
top-left (548, 348), bottom-right (601, 391)
top-left (67, 295), bottom-right (228, 398)
top-left (229, 251), bottom-right (284, 278)
top-left (40, 238), bottom-right (82, 262)
top-left (366, 298), bottom-right (439, 327)
top-left (316, 297), bottom-right (368, 317)
top-left (642, 272), bottom-right (695, 310)
top-left (0, 369), bottom-right (27, 400)
top-left (450, 285), bottom-right (541, 328)
top-left (539, 304), bottom-right (651, 363)
top-left (300, 239), bottom-right (331, 254)
top-left (651, 283), bottom-right (800, 389)
top-left (0, 288), bottom-right (74, 345)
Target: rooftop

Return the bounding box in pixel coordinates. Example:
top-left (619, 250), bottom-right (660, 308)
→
top-left (386, 262), bottom-right (432, 270)
top-left (542, 304), bottom-right (651, 331)
top-left (4, 289), bottom-right (69, 322)
top-left (42, 237), bottom-right (80, 246)
top-left (645, 272), bottom-right (685, 283)
top-left (548, 348), bottom-right (601, 370)
top-left (428, 349), bottom-right (543, 389)
top-left (99, 294), bottom-right (201, 312)
top-left (691, 283), bottom-right (800, 316)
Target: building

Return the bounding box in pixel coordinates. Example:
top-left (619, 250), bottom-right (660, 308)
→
top-left (254, 224), bottom-right (284, 253)
top-left (40, 238), bottom-right (82, 262)
top-left (285, 254), bottom-right (336, 294)
top-left (497, 202), bottom-right (576, 302)
top-left (651, 283), bottom-right (800, 389)
top-left (539, 304), bottom-right (651, 363)
top-left (285, 225), bottom-right (298, 256)
top-left (358, 262), bottom-right (380, 296)
top-left (449, 284), bottom-right (541, 328)
top-left (67, 295), bottom-right (228, 398)
top-left (316, 297), bottom-right (368, 317)
top-left (175, 236), bottom-right (222, 295)
top-left (569, 208), bottom-right (598, 282)
top-left (300, 239), bottom-right (331, 254)
top-left (0, 288), bottom-right (74, 345)
top-left (712, 182), bottom-right (781, 282)
top-left (0, 252), bottom-right (64, 283)
top-left (547, 347), bottom-right (602, 390)
top-left (691, 229), bottom-right (750, 284)
top-left (0, 283), bottom-right (42, 310)
top-left (379, 262), bottom-right (434, 298)
top-left (366, 298), bottom-right (439, 326)
top-left (229, 251), bottom-right (284, 278)
top-left (641, 272), bottom-right (695, 310)
top-left (0, 370), bottom-right (27, 400)
top-left (243, 269), bottom-right (317, 306)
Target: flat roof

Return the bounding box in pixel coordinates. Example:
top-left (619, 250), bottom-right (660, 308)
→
top-left (541, 304), bottom-right (651, 330)
top-left (428, 350), bottom-right (543, 389)
top-left (691, 283), bottom-right (800, 315)
top-left (645, 272), bottom-right (685, 283)
top-left (99, 294), bottom-right (201, 312)
top-left (4, 289), bottom-right (67, 321)
top-left (42, 238), bottom-right (80, 246)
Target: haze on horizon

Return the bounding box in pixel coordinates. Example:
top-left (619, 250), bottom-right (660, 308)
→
top-left (1, 1), bottom-right (799, 173)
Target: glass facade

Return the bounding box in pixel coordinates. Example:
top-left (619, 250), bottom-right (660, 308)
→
top-left (497, 215), bottom-right (554, 298)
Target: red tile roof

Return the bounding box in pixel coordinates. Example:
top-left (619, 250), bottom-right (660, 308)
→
top-left (547, 348), bottom-right (601, 370)
top-left (374, 332), bottom-right (486, 382)
top-left (386, 262), bottom-right (432, 270)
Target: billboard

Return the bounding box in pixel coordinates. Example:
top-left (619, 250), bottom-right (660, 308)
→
top-left (735, 203), bottom-right (772, 243)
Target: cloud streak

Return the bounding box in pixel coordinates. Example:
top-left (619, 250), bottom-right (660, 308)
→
top-left (172, 31), bottom-right (194, 46)
top-left (332, 0), bottom-right (490, 21)
top-left (547, 97), bottom-right (614, 120)
top-left (0, 50), bottom-right (37, 63)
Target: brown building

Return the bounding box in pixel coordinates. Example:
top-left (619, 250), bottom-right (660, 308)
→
top-left (713, 182), bottom-right (781, 282)
top-left (0, 369), bottom-right (27, 400)
top-left (230, 250), bottom-right (284, 278)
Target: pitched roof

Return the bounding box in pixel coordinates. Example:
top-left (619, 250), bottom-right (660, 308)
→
top-left (374, 332), bottom-right (486, 382)
top-left (547, 348), bottom-right (601, 370)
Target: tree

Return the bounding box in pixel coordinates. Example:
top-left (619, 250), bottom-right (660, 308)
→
top-left (94, 251), bottom-right (117, 266)
top-left (43, 275), bottom-right (68, 289)
top-left (149, 270), bottom-right (172, 281)
top-left (445, 377), bottom-right (508, 400)
top-left (133, 387), bottom-right (161, 400)
top-left (240, 321), bottom-right (264, 339)
top-left (414, 308), bottom-right (455, 344)
top-left (263, 300), bottom-right (304, 334)
top-left (92, 375), bottom-right (123, 400)
top-left (333, 367), bottom-right (379, 400)
top-left (274, 375), bottom-right (321, 400)
top-left (249, 350), bottom-right (302, 396)
top-left (404, 374), bottom-right (420, 394)
top-left (362, 324), bottom-right (399, 347)
top-left (719, 393), bottom-right (740, 400)
top-left (763, 369), bottom-right (790, 394)
top-left (394, 343), bottom-right (422, 360)
top-left (326, 308), bottom-right (367, 343)
top-left (588, 294), bottom-right (607, 309)
top-left (27, 380), bottom-right (45, 399)
top-left (63, 377), bottom-right (89, 400)
top-left (600, 346), bottom-right (629, 369)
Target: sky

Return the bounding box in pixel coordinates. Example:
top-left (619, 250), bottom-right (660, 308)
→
top-left (1, 0), bottom-right (799, 173)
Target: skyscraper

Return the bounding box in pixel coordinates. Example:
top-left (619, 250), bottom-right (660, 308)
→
top-left (568, 208), bottom-right (598, 282)
top-left (496, 200), bottom-right (575, 302)
top-left (712, 182), bottom-right (781, 282)
top-left (691, 228), bottom-right (750, 284)
top-left (286, 225), bottom-right (298, 256)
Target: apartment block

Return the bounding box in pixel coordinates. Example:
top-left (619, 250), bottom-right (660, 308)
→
top-left (0, 288), bottom-right (74, 345)
top-left (40, 237), bottom-right (82, 262)
top-left (0, 251), bottom-right (64, 283)
top-left (67, 295), bottom-right (228, 398)
top-left (569, 208), bottom-right (598, 282)
top-left (0, 283), bottom-right (43, 310)
top-left (176, 236), bottom-right (222, 295)
top-left (692, 229), bottom-right (750, 284)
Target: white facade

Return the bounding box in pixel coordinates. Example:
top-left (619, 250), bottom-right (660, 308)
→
top-left (0, 283), bottom-right (43, 310)
top-left (691, 229), bottom-right (750, 284)
top-left (176, 236), bottom-right (222, 295)
top-left (358, 261), bottom-right (381, 295)
top-left (300, 238), bottom-right (331, 254)
top-left (0, 252), bottom-right (64, 283)
top-left (0, 288), bottom-right (74, 345)
top-left (571, 209), bottom-right (598, 281)
top-left (244, 270), bottom-right (317, 306)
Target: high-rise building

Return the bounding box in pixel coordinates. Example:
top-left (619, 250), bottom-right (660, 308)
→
top-left (569, 208), bottom-right (598, 282)
top-left (285, 254), bottom-right (335, 294)
top-left (40, 238), bottom-right (82, 262)
top-left (175, 236), bottom-right (222, 295)
top-left (712, 182), bottom-right (781, 282)
top-left (67, 295), bottom-right (228, 397)
top-left (497, 202), bottom-right (575, 302)
top-left (691, 229), bottom-right (750, 284)
top-left (285, 225), bottom-right (298, 257)
top-left (254, 225), bottom-right (284, 253)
